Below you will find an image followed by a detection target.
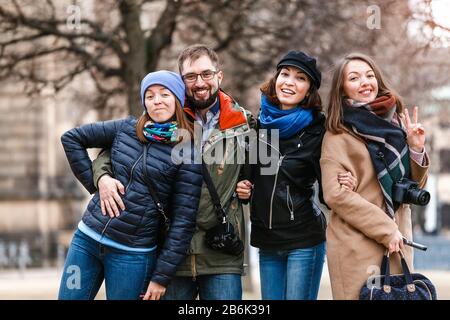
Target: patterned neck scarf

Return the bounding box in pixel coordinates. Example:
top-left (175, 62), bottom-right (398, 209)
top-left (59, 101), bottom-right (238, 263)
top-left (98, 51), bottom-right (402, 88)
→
top-left (343, 94), bottom-right (410, 217)
top-left (143, 120), bottom-right (178, 143)
top-left (345, 94), bottom-right (397, 122)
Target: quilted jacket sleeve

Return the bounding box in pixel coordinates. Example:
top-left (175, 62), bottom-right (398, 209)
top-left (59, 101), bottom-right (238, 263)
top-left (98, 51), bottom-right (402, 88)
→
top-left (60, 119), bottom-right (125, 194)
top-left (150, 161), bottom-right (203, 287)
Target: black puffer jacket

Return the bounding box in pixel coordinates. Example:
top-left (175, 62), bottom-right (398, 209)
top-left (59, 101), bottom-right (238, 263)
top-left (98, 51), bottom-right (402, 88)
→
top-left (61, 117), bottom-right (202, 286)
top-left (250, 113), bottom-right (327, 250)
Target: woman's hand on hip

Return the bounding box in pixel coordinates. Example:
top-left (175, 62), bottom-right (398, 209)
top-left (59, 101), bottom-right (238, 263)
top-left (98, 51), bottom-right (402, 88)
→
top-left (236, 180), bottom-right (253, 200)
top-left (143, 281), bottom-right (166, 300)
top-left (404, 106), bottom-right (426, 152)
top-left (98, 174), bottom-right (125, 218)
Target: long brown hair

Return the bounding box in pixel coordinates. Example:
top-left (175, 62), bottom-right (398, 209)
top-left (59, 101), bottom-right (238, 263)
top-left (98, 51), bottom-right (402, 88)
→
top-left (136, 99), bottom-right (193, 144)
top-left (260, 68), bottom-right (322, 113)
top-left (326, 52), bottom-right (405, 134)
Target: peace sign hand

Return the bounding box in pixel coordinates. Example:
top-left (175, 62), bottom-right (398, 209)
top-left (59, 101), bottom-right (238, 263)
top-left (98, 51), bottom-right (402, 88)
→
top-left (403, 106), bottom-right (426, 153)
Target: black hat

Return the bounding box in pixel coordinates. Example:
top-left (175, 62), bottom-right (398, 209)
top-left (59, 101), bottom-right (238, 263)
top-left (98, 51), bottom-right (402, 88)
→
top-left (276, 51), bottom-right (321, 89)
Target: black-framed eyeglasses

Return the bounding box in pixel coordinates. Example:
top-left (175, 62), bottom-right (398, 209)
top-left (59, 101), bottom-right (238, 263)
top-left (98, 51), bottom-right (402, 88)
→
top-left (182, 70), bottom-right (219, 83)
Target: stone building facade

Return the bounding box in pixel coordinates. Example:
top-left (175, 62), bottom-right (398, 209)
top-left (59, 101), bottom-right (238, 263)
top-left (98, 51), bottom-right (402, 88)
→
top-left (0, 75), bottom-right (99, 269)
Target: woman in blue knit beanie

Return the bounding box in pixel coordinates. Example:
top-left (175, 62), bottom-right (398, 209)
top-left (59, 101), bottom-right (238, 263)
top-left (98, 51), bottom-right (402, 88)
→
top-left (59, 70), bottom-right (202, 300)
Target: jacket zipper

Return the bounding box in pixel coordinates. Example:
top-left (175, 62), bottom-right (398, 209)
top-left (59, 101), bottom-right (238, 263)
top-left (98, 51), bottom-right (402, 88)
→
top-left (269, 155), bottom-right (284, 229)
top-left (125, 153), bottom-right (144, 192)
top-left (286, 185), bottom-right (294, 221)
top-left (191, 255), bottom-right (197, 281)
top-left (263, 131), bottom-right (305, 229)
top-left (100, 152), bottom-right (144, 237)
top-left (259, 136), bottom-right (282, 230)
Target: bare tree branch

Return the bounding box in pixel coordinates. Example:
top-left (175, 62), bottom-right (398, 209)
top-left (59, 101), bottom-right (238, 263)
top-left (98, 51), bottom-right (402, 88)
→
top-left (146, 0), bottom-right (182, 70)
top-left (0, 4), bottom-right (126, 58)
top-left (0, 0), bottom-right (448, 116)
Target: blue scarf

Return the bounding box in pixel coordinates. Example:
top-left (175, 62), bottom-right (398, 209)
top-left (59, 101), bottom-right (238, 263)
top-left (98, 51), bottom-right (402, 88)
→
top-left (259, 95), bottom-right (313, 139)
top-left (143, 120), bottom-right (178, 143)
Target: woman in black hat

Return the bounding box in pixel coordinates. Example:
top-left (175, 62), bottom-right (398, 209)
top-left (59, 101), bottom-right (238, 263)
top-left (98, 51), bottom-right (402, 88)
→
top-left (236, 51), bottom-right (356, 300)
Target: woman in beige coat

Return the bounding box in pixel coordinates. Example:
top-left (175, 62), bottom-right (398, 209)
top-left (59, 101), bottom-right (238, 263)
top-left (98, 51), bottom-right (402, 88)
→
top-left (320, 53), bottom-right (429, 300)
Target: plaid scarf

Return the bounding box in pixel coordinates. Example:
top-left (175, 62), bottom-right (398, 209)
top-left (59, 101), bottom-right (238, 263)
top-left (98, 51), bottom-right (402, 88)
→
top-left (343, 95), bottom-right (411, 217)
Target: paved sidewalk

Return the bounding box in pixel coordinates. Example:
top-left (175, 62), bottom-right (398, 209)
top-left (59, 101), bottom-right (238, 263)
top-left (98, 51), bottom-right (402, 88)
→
top-left (0, 266), bottom-right (449, 300)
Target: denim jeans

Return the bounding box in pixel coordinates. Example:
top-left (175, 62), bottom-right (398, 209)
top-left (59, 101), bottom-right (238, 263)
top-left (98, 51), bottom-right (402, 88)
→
top-left (259, 241), bottom-right (326, 300)
top-left (58, 229), bottom-right (156, 300)
top-left (162, 274), bottom-right (242, 300)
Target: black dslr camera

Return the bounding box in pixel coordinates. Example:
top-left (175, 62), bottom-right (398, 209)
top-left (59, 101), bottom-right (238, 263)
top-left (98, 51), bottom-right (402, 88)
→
top-left (392, 178), bottom-right (430, 206)
top-left (205, 220), bottom-right (244, 256)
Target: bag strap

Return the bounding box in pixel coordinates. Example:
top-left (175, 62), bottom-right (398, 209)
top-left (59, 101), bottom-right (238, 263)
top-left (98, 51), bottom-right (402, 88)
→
top-left (381, 252), bottom-right (392, 288)
top-left (201, 162), bottom-right (235, 223)
top-left (399, 250), bottom-right (414, 285)
top-left (380, 253), bottom-right (388, 279)
top-left (380, 250), bottom-right (414, 290)
top-left (143, 144), bottom-right (169, 223)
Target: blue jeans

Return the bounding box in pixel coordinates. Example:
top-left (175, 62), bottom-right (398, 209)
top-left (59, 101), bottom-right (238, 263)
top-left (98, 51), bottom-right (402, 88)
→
top-left (58, 229), bottom-right (156, 300)
top-left (259, 241), bottom-right (326, 300)
top-left (162, 274), bottom-right (242, 300)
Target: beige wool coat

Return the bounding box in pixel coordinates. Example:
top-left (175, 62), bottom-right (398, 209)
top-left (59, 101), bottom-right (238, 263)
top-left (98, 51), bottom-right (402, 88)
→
top-left (320, 129), bottom-right (429, 300)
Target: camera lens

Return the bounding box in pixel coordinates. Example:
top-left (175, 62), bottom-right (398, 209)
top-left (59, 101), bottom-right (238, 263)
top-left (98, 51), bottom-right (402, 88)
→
top-left (406, 188), bottom-right (430, 206)
top-left (417, 190), bottom-right (430, 206)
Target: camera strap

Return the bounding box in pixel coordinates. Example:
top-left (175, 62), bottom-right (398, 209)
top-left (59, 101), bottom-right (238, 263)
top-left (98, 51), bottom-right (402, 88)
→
top-left (142, 143), bottom-right (169, 224)
top-left (201, 162), bottom-right (235, 223)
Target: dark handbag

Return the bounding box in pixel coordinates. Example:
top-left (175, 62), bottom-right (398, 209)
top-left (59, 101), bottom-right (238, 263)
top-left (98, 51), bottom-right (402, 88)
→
top-left (142, 144), bottom-right (170, 250)
top-left (359, 250), bottom-right (437, 300)
top-left (202, 162), bottom-right (244, 256)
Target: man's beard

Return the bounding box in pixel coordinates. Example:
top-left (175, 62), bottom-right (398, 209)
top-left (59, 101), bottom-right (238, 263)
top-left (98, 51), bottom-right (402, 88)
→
top-left (186, 88), bottom-right (219, 110)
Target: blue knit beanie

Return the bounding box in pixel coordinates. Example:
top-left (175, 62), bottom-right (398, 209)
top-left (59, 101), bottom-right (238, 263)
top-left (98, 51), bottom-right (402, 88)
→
top-left (140, 70), bottom-right (185, 109)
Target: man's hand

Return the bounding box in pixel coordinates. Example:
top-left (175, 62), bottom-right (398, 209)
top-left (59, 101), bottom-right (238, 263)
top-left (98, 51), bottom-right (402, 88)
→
top-left (98, 175), bottom-right (125, 218)
top-left (143, 281), bottom-right (166, 300)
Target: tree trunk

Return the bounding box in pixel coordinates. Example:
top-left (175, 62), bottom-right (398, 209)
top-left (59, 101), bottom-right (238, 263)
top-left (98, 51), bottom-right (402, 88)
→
top-left (120, 0), bottom-right (146, 116)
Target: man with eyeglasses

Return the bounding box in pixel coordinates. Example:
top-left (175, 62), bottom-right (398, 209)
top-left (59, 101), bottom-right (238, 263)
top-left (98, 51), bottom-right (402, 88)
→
top-left (90, 44), bottom-right (255, 300)
top-left (179, 52), bottom-right (224, 147)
